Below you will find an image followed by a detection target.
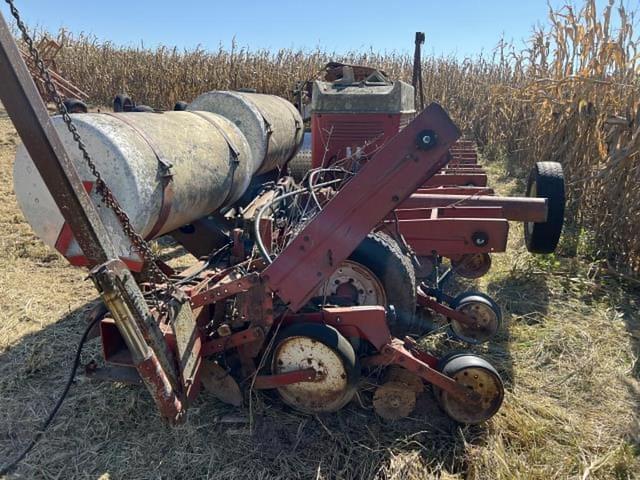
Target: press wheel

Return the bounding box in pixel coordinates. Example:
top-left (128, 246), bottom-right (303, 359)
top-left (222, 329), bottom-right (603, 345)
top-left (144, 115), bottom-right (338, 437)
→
top-left (449, 292), bottom-right (501, 344)
top-left (271, 323), bottom-right (359, 413)
top-left (433, 354), bottom-right (504, 424)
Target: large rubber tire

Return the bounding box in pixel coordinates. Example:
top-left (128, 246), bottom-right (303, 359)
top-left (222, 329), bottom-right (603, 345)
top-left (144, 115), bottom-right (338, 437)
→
top-left (349, 232), bottom-right (419, 337)
top-left (524, 161), bottom-right (565, 254)
top-left (113, 93), bottom-right (134, 112)
top-left (271, 322), bottom-right (359, 413)
top-left (63, 98), bottom-right (88, 114)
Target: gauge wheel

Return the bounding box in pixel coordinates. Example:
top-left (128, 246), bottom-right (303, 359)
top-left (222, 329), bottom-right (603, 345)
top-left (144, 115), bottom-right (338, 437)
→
top-left (524, 161), bottom-right (565, 254)
top-left (449, 292), bottom-right (501, 344)
top-left (433, 354), bottom-right (504, 424)
top-left (271, 323), bottom-right (359, 413)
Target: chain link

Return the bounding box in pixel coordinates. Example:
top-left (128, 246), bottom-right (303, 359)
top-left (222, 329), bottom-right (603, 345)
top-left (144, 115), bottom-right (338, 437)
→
top-left (4, 0), bottom-right (174, 291)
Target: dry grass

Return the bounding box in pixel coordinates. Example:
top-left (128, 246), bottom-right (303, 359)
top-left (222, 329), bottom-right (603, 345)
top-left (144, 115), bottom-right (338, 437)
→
top-left (0, 104), bottom-right (639, 478)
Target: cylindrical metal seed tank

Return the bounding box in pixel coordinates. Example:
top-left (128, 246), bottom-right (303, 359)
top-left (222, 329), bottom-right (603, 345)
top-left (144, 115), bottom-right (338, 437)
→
top-left (188, 91), bottom-right (304, 174)
top-left (13, 111), bottom-right (253, 270)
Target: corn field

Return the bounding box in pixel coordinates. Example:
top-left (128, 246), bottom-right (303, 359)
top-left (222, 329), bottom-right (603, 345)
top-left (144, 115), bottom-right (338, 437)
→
top-left (44, 0), bottom-right (640, 276)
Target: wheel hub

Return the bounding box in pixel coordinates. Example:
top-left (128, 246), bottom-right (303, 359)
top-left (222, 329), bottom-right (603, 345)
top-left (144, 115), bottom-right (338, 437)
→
top-left (438, 366), bottom-right (503, 424)
top-left (317, 260), bottom-right (387, 306)
top-left (272, 336), bottom-right (350, 412)
top-left (452, 300), bottom-right (499, 343)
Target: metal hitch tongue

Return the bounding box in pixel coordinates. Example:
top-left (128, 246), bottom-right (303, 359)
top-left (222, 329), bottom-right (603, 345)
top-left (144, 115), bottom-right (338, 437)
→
top-left (89, 259), bottom-right (186, 423)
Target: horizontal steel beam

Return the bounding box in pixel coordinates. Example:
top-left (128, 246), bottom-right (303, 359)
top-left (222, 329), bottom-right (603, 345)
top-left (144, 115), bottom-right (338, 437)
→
top-left (401, 194), bottom-right (548, 222)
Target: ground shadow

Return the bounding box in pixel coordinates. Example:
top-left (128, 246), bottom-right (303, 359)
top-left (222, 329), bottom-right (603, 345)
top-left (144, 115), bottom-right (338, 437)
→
top-left (0, 301), bottom-right (492, 480)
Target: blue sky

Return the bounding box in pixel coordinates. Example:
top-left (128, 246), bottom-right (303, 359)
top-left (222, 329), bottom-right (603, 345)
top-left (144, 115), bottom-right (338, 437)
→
top-left (1, 0), bottom-right (628, 58)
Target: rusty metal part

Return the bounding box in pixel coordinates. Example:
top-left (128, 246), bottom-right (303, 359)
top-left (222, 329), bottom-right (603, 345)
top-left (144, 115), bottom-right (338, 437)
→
top-left (200, 360), bottom-right (243, 406)
top-left (412, 32), bottom-right (425, 111)
top-left (283, 306), bottom-right (392, 351)
top-left (451, 296), bottom-right (501, 344)
top-left (200, 327), bottom-right (264, 357)
top-left (386, 366), bottom-right (424, 394)
top-left (190, 273), bottom-right (260, 308)
top-left (285, 307), bottom-right (483, 409)
top-left (316, 260), bottom-right (387, 306)
top-left (169, 299), bottom-right (201, 393)
top-left (416, 289), bottom-right (492, 337)
top-left (451, 253), bottom-right (492, 279)
top-left (271, 335), bottom-right (352, 412)
top-left (366, 341), bottom-right (482, 404)
top-left (373, 381), bottom-right (417, 420)
top-left (137, 353), bottom-right (184, 423)
top-left (89, 259), bottom-right (184, 422)
top-left (17, 36), bottom-right (88, 102)
top-left (434, 362), bottom-right (504, 424)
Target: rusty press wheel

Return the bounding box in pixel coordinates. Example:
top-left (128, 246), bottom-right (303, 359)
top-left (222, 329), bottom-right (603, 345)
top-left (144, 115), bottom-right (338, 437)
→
top-left (451, 253), bottom-right (492, 279)
top-left (449, 292), bottom-right (501, 344)
top-left (433, 354), bottom-right (504, 424)
top-left (271, 323), bottom-right (359, 413)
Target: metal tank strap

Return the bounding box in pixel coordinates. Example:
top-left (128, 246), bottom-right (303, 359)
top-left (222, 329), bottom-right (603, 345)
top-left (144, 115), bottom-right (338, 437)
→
top-left (104, 112), bottom-right (174, 240)
top-left (189, 111), bottom-right (240, 160)
top-left (189, 111), bottom-right (242, 207)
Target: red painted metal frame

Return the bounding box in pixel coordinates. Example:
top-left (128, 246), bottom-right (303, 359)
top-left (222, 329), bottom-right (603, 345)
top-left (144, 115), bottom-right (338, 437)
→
top-left (416, 186), bottom-right (494, 195)
top-left (263, 104), bottom-right (460, 311)
top-left (282, 306), bottom-right (393, 350)
top-left (253, 368), bottom-right (319, 389)
top-left (200, 327), bottom-right (264, 356)
top-left (401, 194), bottom-right (548, 222)
top-left (389, 217), bottom-right (509, 256)
top-left (416, 289), bottom-right (486, 329)
top-left (423, 173), bottom-right (488, 188)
